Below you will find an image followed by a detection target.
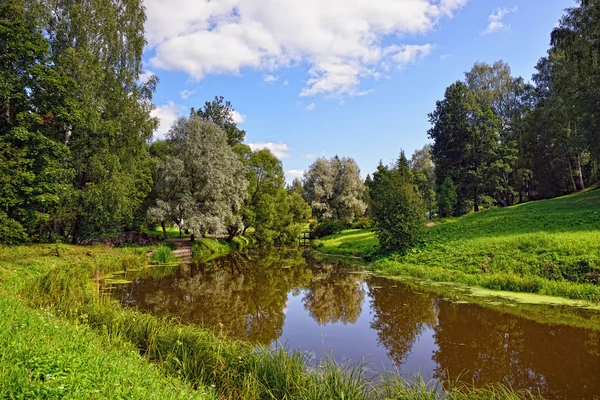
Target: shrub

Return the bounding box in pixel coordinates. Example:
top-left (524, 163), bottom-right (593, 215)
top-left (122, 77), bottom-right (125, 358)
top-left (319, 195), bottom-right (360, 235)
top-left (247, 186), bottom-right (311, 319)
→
top-left (0, 212), bottom-right (29, 245)
top-left (313, 221), bottom-right (350, 238)
top-left (352, 217), bottom-right (374, 230)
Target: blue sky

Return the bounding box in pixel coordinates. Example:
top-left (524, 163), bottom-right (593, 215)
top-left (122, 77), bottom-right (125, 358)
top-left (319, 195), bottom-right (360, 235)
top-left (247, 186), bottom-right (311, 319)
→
top-left (143, 0), bottom-right (575, 182)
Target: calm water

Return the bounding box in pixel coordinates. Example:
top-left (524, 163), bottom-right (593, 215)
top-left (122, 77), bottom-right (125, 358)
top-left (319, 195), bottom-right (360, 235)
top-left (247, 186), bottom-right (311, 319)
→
top-left (104, 250), bottom-right (600, 399)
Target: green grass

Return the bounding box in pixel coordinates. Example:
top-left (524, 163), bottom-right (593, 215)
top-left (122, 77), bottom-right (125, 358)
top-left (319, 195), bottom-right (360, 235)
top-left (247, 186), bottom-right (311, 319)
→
top-left (317, 188), bottom-right (600, 303)
top-left (150, 245), bottom-right (179, 264)
top-left (0, 244), bottom-right (540, 399)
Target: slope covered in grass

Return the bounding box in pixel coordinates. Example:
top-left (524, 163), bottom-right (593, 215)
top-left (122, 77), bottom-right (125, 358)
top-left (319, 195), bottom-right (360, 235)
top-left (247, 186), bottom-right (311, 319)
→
top-left (317, 188), bottom-right (600, 302)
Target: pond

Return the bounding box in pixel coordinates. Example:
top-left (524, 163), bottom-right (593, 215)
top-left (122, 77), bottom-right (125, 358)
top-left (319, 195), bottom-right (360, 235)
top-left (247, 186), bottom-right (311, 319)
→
top-left (102, 249), bottom-right (600, 399)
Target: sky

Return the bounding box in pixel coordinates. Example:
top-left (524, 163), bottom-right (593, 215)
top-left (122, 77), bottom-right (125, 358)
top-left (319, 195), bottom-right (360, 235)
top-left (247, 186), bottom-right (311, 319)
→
top-left (142, 0), bottom-right (576, 183)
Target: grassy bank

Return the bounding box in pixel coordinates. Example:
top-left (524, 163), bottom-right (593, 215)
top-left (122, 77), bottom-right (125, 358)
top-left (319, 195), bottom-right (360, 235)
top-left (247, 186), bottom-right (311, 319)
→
top-left (0, 244), bottom-right (539, 399)
top-left (316, 188), bottom-right (600, 303)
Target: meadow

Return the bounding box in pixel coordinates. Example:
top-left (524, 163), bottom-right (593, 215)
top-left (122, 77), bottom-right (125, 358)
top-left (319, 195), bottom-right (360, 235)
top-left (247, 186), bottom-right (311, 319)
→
top-left (316, 188), bottom-right (600, 302)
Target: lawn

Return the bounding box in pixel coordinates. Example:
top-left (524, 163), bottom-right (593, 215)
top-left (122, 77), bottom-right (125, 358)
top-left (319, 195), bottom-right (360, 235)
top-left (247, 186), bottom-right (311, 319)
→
top-left (317, 188), bottom-right (600, 302)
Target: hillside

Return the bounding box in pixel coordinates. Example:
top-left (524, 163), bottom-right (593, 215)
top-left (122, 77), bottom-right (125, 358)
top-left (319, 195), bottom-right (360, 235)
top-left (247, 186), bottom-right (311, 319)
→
top-left (316, 188), bottom-right (600, 302)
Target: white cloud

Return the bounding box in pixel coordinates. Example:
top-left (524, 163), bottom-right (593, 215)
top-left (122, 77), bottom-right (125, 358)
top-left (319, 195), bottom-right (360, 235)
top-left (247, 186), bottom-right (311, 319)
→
top-left (482, 7), bottom-right (517, 35)
top-left (145, 0), bottom-right (466, 98)
top-left (180, 89), bottom-right (196, 99)
top-left (231, 110), bottom-right (246, 124)
top-left (285, 169), bottom-right (305, 182)
top-left (306, 103), bottom-right (316, 111)
top-left (440, 53), bottom-right (453, 61)
top-left (151, 101), bottom-right (186, 140)
top-left (263, 74), bottom-right (279, 83)
top-left (283, 79), bottom-right (289, 85)
top-left (247, 142), bottom-right (290, 159)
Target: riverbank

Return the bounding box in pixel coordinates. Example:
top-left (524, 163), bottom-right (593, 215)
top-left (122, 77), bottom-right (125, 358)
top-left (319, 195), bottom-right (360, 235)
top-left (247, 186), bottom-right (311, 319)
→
top-left (0, 243), bottom-right (539, 399)
top-left (315, 188), bottom-right (600, 304)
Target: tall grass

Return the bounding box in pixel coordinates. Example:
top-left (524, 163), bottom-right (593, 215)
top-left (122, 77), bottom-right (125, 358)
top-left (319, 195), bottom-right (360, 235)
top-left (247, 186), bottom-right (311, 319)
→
top-left (151, 245), bottom-right (179, 264)
top-left (17, 264), bottom-right (541, 400)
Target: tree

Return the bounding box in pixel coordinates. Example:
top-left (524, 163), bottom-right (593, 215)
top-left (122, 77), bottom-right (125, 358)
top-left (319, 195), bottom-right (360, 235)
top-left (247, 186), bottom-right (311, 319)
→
top-left (42, 0), bottom-right (157, 242)
top-left (410, 145), bottom-right (436, 219)
top-left (437, 177), bottom-right (457, 218)
top-left (368, 163), bottom-right (425, 251)
top-left (0, 0), bottom-right (74, 243)
top-left (428, 81), bottom-right (501, 215)
top-left (465, 61), bottom-right (526, 206)
top-left (150, 116), bottom-right (248, 238)
top-left (551, 0), bottom-right (600, 166)
top-left (191, 96), bottom-right (246, 147)
top-left (303, 156), bottom-right (366, 222)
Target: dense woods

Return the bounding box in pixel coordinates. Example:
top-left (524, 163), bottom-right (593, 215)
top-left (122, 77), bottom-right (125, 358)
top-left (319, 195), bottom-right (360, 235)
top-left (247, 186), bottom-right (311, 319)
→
top-left (1, 0), bottom-right (599, 249)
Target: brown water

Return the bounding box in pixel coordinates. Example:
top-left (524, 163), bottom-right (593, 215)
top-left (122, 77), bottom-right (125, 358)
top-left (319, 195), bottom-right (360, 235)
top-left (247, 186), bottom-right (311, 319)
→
top-left (104, 250), bottom-right (600, 399)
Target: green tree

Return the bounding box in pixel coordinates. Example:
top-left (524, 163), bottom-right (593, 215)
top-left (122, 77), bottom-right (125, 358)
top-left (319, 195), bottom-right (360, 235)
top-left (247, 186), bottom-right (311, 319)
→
top-left (156, 116), bottom-right (248, 238)
top-left (0, 0), bottom-right (73, 243)
top-left (368, 163), bottom-right (425, 251)
top-left (437, 177), bottom-right (457, 218)
top-left (410, 145), bottom-right (436, 219)
top-left (428, 81), bottom-right (501, 215)
top-left (42, 0), bottom-right (157, 242)
top-left (191, 96), bottom-right (246, 147)
top-left (303, 156), bottom-right (366, 222)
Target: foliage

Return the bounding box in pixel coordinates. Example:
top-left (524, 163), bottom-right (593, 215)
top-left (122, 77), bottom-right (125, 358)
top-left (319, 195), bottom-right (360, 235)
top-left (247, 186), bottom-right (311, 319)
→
top-left (368, 162), bottom-right (426, 251)
top-left (428, 81), bottom-right (502, 215)
top-left (304, 156), bottom-right (366, 222)
top-left (149, 117), bottom-right (248, 237)
top-left (313, 221), bottom-right (351, 239)
top-left (0, 211), bottom-right (29, 244)
top-left (191, 95), bottom-right (246, 147)
top-left (437, 177), bottom-right (458, 218)
top-left (351, 217), bottom-right (374, 230)
top-left (150, 245), bottom-right (178, 264)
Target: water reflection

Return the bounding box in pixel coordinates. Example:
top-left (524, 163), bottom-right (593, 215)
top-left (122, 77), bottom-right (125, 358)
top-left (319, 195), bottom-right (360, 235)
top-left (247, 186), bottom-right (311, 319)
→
top-left (105, 251), bottom-right (600, 399)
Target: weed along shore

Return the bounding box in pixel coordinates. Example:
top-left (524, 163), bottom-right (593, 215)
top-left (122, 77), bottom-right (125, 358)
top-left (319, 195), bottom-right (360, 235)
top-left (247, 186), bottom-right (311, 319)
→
top-left (315, 189), bottom-right (600, 305)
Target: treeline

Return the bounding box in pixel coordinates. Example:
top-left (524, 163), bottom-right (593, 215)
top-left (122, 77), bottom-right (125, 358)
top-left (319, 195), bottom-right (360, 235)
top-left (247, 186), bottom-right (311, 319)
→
top-left (2, 0), bottom-right (600, 248)
top-left (0, 0), bottom-right (312, 245)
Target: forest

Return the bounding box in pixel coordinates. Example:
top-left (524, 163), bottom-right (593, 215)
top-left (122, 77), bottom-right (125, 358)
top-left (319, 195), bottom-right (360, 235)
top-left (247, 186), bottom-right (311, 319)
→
top-left (1, 0), bottom-right (599, 251)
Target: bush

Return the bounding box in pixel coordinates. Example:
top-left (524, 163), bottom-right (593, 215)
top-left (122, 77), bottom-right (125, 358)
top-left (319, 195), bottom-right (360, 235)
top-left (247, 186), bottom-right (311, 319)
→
top-left (313, 221), bottom-right (350, 238)
top-left (0, 212), bottom-right (29, 245)
top-left (352, 217), bottom-right (374, 230)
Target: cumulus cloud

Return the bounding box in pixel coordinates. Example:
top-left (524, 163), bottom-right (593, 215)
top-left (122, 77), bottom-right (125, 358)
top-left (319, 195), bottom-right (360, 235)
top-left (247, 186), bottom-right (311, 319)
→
top-left (285, 169), bottom-right (306, 182)
top-left (306, 103), bottom-right (316, 111)
top-left (180, 89), bottom-right (196, 99)
top-left (263, 74), bottom-right (279, 83)
top-left (231, 110), bottom-right (246, 124)
top-left (151, 101), bottom-right (186, 140)
top-left (247, 142), bottom-right (290, 159)
top-left (482, 7), bottom-right (517, 35)
top-left (144, 0), bottom-right (466, 98)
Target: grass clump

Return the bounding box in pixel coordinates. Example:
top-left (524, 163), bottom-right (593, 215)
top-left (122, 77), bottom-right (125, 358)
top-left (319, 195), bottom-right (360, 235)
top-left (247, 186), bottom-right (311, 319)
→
top-left (151, 245), bottom-right (179, 264)
top-left (317, 189), bottom-right (600, 302)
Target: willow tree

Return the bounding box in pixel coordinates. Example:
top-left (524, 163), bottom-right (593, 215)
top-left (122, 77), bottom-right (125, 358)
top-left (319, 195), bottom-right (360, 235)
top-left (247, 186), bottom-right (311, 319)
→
top-left (156, 117), bottom-right (247, 237)
top-left (303, 156), bottom-right (366, 222)
top-left (41, 0), bottom-right (157, 241)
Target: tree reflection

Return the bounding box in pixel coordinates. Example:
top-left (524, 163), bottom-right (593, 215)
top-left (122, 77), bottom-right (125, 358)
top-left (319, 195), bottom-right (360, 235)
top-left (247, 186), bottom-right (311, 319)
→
top-left (367, 277), bottom-right (437, 366)
top-left (432, 301), bottom-right (600, 399)
top-left (114, 249), bottom-right (312, 345)
top-left (301, 263), bottom-right (365, 325)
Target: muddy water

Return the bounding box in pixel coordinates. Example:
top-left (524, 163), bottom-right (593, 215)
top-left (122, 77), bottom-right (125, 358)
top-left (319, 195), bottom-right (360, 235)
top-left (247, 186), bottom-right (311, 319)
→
top-left (104, 250), bottom-right (600, 399)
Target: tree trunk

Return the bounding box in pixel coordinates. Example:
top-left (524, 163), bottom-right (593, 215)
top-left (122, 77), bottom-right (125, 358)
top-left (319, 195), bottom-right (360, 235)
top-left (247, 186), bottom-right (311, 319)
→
top-left (161, 221), bottom-right (168, 240)
top-left (575, 154), bottom-right (585, 191)
top-left (242, 226), bottom-right (249, 235)
top-left (567, 156), bottom-right (577, 192)
top-left (179, 225), bottom-right (182, 238)
top-left (503, 171), bottom-right (511, 207)
top-left (226, 227), bottom-right (238, 243)
top-left (473, 190), bottom-right (479, 212)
